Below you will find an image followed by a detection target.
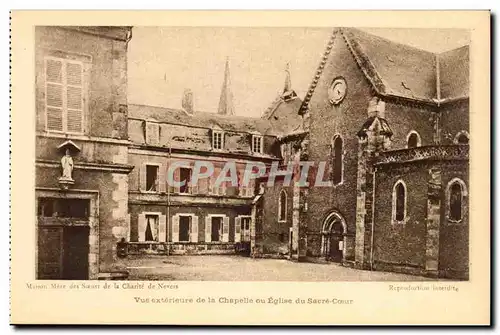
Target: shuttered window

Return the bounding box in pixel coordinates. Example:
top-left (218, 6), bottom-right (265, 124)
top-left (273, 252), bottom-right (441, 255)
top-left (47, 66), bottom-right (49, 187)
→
top-left (45, 57), bottom-right (84, 133)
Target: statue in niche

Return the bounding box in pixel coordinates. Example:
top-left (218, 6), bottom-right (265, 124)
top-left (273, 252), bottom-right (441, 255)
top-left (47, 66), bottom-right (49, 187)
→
top-left (60, 148), bottom-right (74, 181)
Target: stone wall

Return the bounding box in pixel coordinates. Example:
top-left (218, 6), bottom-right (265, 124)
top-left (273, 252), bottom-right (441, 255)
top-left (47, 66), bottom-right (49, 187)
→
top-left (35, 26), bottom-right (129, 140)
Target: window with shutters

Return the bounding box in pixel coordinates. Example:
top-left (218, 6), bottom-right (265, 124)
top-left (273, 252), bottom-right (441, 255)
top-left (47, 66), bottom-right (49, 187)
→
top-left (146, 165), bottom-right (159, 192)
top-left (212, 131), bottom-right (224, 150)
top-left (392, 180), bottom-right (407, 224)
top-left (144, 215), bottom-right (159, 242)
top-left (211, 216), bottom-right (222, 242)
top-left (252, 135), bottom-right (263, 154)
top-left (45, 57), bottom-right (85, 134)
top-left (178, 216), bottom-right (191, 242)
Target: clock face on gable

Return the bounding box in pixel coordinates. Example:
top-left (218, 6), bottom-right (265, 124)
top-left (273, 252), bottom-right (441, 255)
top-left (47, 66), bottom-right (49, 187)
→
top-left (328, 78), bottom-right (347, 105)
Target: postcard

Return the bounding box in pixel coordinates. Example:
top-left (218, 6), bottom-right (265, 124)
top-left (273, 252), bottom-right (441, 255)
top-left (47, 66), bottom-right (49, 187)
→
top-left (10, 10), bottom-right (490, 325)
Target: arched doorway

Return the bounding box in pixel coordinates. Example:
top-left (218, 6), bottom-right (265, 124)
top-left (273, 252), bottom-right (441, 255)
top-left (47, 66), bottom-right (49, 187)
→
top-left (320, 211), bottom-right (347, 263)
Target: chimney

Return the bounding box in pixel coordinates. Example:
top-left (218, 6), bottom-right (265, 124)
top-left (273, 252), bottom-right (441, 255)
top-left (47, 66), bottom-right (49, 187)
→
top-left (182, 88), bottom-right (194, 114)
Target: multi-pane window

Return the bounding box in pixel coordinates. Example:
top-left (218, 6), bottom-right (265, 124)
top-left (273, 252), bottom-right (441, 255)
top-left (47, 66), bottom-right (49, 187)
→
top-left (146, 165), bottom-right (159, 192)
top-left (252, 135), bottom-right (263, 154)
top-left (45, 57), bottom-right (84, 133)
top-left (212, 131), bottom-right (224, 150)
top-left (37, 198), bottom-right (89, 218)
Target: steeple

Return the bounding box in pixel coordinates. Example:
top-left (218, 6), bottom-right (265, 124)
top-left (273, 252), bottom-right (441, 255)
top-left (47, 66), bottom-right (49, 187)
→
top-left (217, 58), bottom-right (235, 116)
top-left (282, 63), bottom-right (298, 102)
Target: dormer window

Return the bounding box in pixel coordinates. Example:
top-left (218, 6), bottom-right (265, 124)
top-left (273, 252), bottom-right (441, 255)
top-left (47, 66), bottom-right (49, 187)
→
top-left (252, 135), bottom-right (263, 154)
top-left (212, 131), bottom-right (224, 150)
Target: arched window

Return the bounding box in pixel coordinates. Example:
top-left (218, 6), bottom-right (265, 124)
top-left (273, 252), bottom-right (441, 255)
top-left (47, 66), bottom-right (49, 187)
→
top-left (278, 189), bottom-right (287, 222)
top-left (406, 131), bottom-right (421, 148)
top-left (392, 180), bottom-right (407, 223)
top-left (331, 136), bottom-right (343, 185)
top-left (454, 131), bottom-right (469, 145)
top-left (447, 178), bottom-right (467, 222)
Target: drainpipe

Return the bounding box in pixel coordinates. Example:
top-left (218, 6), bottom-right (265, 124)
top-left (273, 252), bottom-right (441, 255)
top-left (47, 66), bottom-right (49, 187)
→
top-left (166, 143), bottom-right (172, 256)
top-left (370, 165), bottom-right (377, 271)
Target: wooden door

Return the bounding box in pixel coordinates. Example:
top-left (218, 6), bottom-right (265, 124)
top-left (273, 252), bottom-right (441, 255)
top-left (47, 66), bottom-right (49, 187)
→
top-left (37, 226), bottom-right (64, 279)
top-left (328, 234), bottom-right (343, 263)
top-left (62, 226), bottom-right (89, 280)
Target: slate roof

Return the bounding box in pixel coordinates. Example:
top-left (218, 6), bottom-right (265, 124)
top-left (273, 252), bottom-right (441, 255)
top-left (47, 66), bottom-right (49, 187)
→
top-left (261, 95), bottom-right (303, 136)
top-left (128, 104), bottom-right (277, 135)
top-left (438, 45), bottom-right (469, 99)
top-left (300, 27), bottom-right (470, 113)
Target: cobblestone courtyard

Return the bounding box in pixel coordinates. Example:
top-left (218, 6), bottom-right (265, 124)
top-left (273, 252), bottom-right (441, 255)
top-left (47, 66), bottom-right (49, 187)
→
top-left (119, 255), bottom-right (433, 281)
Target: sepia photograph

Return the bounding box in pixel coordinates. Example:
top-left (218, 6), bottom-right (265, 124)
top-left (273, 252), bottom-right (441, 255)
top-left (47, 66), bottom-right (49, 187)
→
top-left (10, 10), bottom-right (490, 325)
top-left (34, 25), bottom-right (470, 281)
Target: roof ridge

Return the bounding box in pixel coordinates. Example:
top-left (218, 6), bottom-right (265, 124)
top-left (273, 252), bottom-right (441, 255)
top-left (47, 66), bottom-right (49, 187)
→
top-left (344, 27), bottom-right (438, 55)
top-left (299, 28), bottom-right (340, 114)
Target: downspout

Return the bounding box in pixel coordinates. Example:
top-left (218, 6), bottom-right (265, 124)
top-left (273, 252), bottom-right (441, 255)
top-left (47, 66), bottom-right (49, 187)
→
top-left (370, 165), bottom-right (377, 271)
top-left (166, 143), bottom-right (171, 255)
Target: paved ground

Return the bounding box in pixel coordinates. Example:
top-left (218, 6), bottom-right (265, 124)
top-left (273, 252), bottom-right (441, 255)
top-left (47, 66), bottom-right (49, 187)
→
top-left (118, 255), bottom-right (433, 281)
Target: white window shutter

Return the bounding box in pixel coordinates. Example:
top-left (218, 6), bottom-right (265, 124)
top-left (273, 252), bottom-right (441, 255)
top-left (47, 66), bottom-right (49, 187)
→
top-left (139, 164), bottom-right (146, 191)
top-left (172, 215), bottom-right (179, 242)
top-left (191, 216), bottom-right (199, 243)
top-left (138, 213), bottom-right (146, 242)
top-left (222, 216), bottom-right (229, 242)
top-left (174, 168), bottom-right (181, 193)
top-left (66, 62), bottom-right (83, 133)
top-left (158, 215), bottom-right (167, 242)
top-left (158, 165), bottom-right (166, 193)
top-left (205, 216), bottom-right (212, 243)
top-left (234, 217), bottom-right (241, 243)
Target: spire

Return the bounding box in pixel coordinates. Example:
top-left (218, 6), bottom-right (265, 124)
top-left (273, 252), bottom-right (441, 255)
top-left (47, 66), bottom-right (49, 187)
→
top-left (284, 62), bottom-right (292, 92)
top-left (282, 62), bottom-right (297, 101)
top-left (218, 58), bottom-right (235, 116)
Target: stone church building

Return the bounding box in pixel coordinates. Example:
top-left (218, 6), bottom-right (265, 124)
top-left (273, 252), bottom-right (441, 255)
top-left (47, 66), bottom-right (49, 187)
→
top-left (35, 26), bottom-right (469, 280)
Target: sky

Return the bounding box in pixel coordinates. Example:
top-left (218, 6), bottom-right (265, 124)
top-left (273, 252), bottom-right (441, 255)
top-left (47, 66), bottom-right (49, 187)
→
top-left (127, 27), bottom-right (469, 118)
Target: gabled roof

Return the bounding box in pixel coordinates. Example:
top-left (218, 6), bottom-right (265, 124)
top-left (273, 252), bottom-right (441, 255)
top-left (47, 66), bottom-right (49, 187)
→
top-left (300, 27), bottom-right (469, 113)
top-left (261, 95), bottom-right (303, 136)
top-left (129, 104), bottom-right (276, 135)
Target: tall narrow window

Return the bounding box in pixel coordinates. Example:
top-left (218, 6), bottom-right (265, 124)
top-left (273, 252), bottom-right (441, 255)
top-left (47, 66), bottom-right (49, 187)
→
top-left (211, 217), bottom-right (222, 242)
top-left (252, 135), bottom-right (263, 153)
top-left (279, 190), bottom-right (287, 222)
top-left (447, 178), bottom-right (467, 222)
top-left (332, 136), bottom-right (343, 185)
top-left (45, 57), bottom-right (84, 133)
top-left (179, 168), bottom-right (192, 194)
top-left (406, 131), bottom-right (421, 148)
top-left (212, 131), bottom-right (224, 150)
top-left (146, 165), bottom-right (159, 192)
top-left (392, 180), bottom-right (407, 223)
top-left (178, 216), bottom-right (191, 242)
top-left (145, 215), bottom-right (159, 242)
